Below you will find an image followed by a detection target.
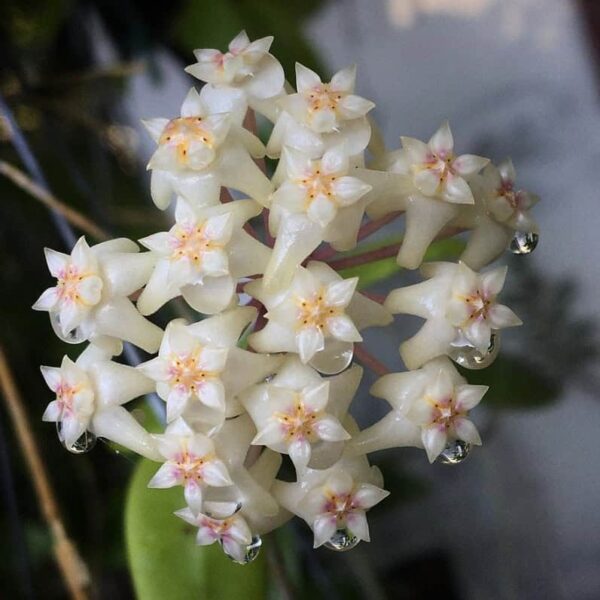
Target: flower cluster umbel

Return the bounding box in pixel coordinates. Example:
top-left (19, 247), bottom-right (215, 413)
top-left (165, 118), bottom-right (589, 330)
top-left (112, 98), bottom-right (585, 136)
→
top-left (34, 31), bottom-right (539, 562)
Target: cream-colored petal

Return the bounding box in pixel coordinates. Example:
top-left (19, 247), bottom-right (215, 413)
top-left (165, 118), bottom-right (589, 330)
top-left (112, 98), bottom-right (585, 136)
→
top-left (429, 121), bottom-right (454, 155)
top-left (400, 318), bottom-right (457, 370)
top-left (91, 406), bottom-right (161, 460)
top-left (397, 195), bottom-right (459, 269)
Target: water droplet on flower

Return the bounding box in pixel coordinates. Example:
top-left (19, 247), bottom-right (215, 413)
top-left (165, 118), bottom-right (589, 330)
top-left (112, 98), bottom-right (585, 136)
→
top-left (50, 313), bottom-right (87, 344)
top-left (57, 425), bottom-right (97, 454)
top-left (324, 529), bottom-right (360, 552)
top-left (438, 439), bottom-right (471, 465)
top-left (509, 231), bottom-right (539, 255)
top-left (223, 535), bottom-right (262, 564)
top-left (309, 340), bottom-right (354, 375)
top-left (449, 332), bottom-right (500, 370)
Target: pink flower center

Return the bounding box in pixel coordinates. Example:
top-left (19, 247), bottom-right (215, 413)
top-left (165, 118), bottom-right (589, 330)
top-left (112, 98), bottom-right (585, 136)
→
top-left (428, 396), bottom-right (465, 430)
top-left (497, 180), bottom-right (527, 213)
top-left (274, 400), bottom-right (319, 441)
top-left (172, 450), bottom-right (211, 483)
top-left (463, 289), bottom-right (492, 323)
top-left (56, 265), bottom-right (87, 305)
top-left (200, 515), bottom-right (233, 538)
top-left (323, 491), bottom-right (358, 525)
top-left (423, 150), bottom-right (456, 182)
top-left (55, 381), bottom-right (79, 416)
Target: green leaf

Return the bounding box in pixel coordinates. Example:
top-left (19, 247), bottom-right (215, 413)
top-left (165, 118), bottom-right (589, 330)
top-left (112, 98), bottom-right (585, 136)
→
top-left (459, 356), bottom-right (560, 410)
top-left (171, 0), bottom-right (243, 57)
top-left (125, 458), bottom-right (267, 600)
top-left (340, 238), bottom-right (466, 289)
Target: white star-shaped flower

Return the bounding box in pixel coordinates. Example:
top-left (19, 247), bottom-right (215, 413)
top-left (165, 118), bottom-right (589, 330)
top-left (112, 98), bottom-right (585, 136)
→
top-left (33, 237), bottom-right (162, 352)
top-left (401, 122), bottom-right (488, 204)
top-left (175, 501), bottom-right (253, 562)
top-left (143, 87), bottom-right (272, 209)
top-left (185, 31), bottom-right (285, 124)
top-left (138, 307), bottom-right (283, 428)
top-left (149, 418), bottom-right (233, 512)
top-left (137, 197), bottom-right (270, 315)
top-left (202, 415), bottom-right (288, 535)
top-left (353, 357), bottom-right (486, 462)
top-left (482, 159), bottom-right (539, 231)
top-left (385, 261), bottom-right (522, 369)
top-left (246, 261), bottom-right (392, 370)
top-left (264, 146), bottom-right (372, 289)
top-left (41, 340), bottom-right (159, 459)
top-left (240, 357), bottom-right (359, 473)
top-left (273, 146), bottom-right (372, 228)
top-left (455, 159), bottom-right (540, 269)
top-left (366, 122), bottom-right (489, 269)
top-left (267, 63), bottom-right (374, 160)
top-left (273, 456), bottom-right (388, 548)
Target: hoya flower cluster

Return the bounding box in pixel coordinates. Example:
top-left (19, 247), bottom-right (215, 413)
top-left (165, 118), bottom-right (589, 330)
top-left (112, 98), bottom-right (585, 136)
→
top-left (34, 31), bottom-right (540, 562)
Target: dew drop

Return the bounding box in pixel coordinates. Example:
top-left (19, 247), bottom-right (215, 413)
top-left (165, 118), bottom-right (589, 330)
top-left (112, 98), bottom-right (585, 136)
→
top-left (509, 231), bottom-right (539, 255)
top-left (50, 313), bottom-right (87, 344)
top-left (439, 439), bottom-right (471, 465)
top-left (223, 535), bottom-right (262, 565)
top-left (324, 529), bottom-right (360, 552)
top-left (309, 340), bottom-right (354, 375)
top-left (57, 425), bottom-right (97, 454)
top-left (449, 332), bottom-right (500, 370)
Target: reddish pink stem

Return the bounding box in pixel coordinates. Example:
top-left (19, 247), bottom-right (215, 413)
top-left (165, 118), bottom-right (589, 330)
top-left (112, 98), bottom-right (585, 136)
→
top-left (236, 276), bottom-right (259, 293)
top-left (361, 291), bottom-right (386, 304)
top-left (263, 209), bottom-right (274, 248)
top-left (243, 297), bottom-right (267, 331)
top-left (357, 211), bottom-right (403, 242)
top-left (310, 243), bottom-right (337, 262)
top-left (243, 109), bottom-right (274, 248)
top-left (328, 225), bottom-right (465, 271)
top-left (310, 211), bottom-right (404, 262)
top-left (354, 344), bottom-right (390, 376)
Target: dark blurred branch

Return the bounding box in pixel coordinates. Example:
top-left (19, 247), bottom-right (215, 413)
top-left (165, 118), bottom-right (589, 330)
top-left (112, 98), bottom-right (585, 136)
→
top-left (0, 345), bottom-right (91, 600)
top-left (0, 160), bottom-right (110, 241)
top-left (0, 410), bottom-right (34, 599)
top-left (354, 344), bottom-right (390, 377)
top-left (39, 61), bottom-right (146, 90)
top-left (0, 94), bottom-right (77, 247)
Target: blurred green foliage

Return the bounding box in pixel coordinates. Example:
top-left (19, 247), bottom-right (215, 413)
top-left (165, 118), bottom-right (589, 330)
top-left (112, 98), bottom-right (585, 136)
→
top-left (172, 0), bottom-right (324, 77)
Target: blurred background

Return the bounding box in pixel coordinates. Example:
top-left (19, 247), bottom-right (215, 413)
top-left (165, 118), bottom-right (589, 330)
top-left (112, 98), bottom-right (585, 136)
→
top-left (1, 0), bottom-right (599, 598)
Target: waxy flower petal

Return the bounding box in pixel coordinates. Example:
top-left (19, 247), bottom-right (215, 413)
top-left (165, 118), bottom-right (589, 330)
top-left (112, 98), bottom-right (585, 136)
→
top-left (246, 262), bottom-right (391, 367)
